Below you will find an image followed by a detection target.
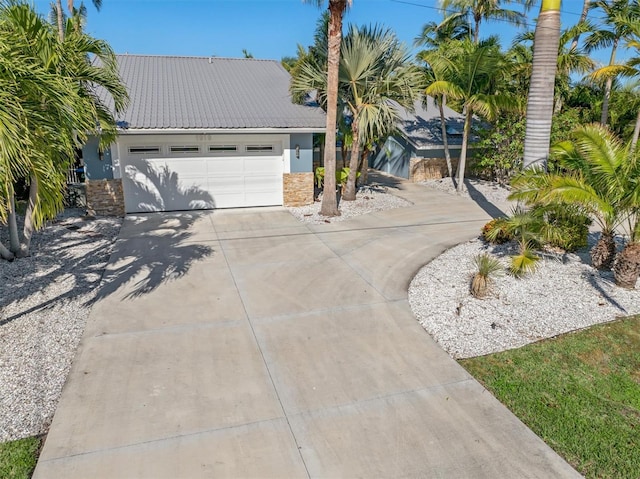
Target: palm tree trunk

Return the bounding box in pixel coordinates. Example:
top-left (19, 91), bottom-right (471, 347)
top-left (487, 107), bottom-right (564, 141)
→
top-left (438, 94), bottom-right (454, 186)
top-left (631, 107), bottom-right (640, 154)
top-left (7, 191), bottom-right (21, 254)
top-left (320, 0), bottom-right (347, 217)
top-left (456, 108), bottom-right (473, 193)
top-left (343, 119), bottom-right (361, 201)
top-left (522, 0), bottom-right (561, 170)
top-left (18, 175), bottom-right (38, 258)
top-left (569, 0), bottom-right (590, 52)
top-left (56, 0), bottom-right (65, 41)
top-left (358, 147), bottom-right (369, 185)
top-left (0, 241), bottom-right (14, 261)
top-left (600, 38), bottom-right (619, 126)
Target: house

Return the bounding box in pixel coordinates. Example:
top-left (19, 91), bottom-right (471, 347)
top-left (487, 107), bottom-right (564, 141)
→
top-left (371, 97), bottom-right (470, 181)
top-left (82, 54), bottom-right (326, 215)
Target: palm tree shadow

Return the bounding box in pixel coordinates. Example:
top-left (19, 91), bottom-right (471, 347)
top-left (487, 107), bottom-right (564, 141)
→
top-left (0, 163), bottom-right (216, 325)
top-left (464, 179), bottom-right (507, 219)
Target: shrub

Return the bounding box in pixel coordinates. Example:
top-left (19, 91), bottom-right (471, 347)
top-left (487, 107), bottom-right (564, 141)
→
top-left (482, 218), bottom-right (513, 244)
top-left (535, 204), bottom-right (591, 252)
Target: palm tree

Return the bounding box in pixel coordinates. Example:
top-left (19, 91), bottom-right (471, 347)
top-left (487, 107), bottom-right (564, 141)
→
top-left (55, 0), bottom-right (102, 40)
top-left (414, 16), bottom-right (471, 47)
top-left (512, 124), bottom-right (635, 270)
top-left (514, 22), bottom-right (596, 113)
top-left (584, 0), bottom-right (639, 125)
top-left (0, 2), bottom-right (127, 260)
top-left (305, 0), bottom-right (351, 217)
top-left (569, 0), bottom-right (592, 52)
top-left (292, 25), bottom-right (421, 201)
top-left (439, 0), bottom-right (529, 44)
top-left (423, 37), bottom-right (519, 193)
top-left (522, 0), bottom-right (562, 170)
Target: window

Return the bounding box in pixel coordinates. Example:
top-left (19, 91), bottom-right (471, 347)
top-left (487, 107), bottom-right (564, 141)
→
top-left (209, 145), bottom-right (238, 152)
top-left (170, 146), bottom-right (200, 153)
top-left (246, 145), bottom-right (274, 152)
top-left (128, 146), bottom-right (160, 154)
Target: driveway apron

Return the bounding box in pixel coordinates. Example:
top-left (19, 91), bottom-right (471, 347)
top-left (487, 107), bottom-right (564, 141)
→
top-left (33, 179), bottom-right (580, 478)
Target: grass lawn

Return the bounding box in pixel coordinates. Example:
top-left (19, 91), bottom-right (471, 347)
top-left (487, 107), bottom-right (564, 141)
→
top-left (461, 315), bottom-right (640, 479)
top-left (0, 436), bottom-right (41, 479)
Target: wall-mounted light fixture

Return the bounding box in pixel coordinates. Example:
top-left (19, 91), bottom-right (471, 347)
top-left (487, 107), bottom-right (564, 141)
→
top-left (295, 144), bottom-right (300, 159)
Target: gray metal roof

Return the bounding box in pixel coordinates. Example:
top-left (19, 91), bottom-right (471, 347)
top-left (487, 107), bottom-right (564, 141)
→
top-left (102, 54), bottom-right (326, 130)
top-left (395, 97), bottom-right (467, 149)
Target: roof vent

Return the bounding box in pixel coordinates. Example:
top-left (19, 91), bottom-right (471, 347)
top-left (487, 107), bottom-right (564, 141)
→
top-left (208, 57), bottom-right (212, 64)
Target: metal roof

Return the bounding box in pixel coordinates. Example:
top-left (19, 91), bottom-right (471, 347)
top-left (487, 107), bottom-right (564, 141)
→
top-left (101, 54), bottom-right (326, 131)
top-left (395, 97), bottom-right (468, 149)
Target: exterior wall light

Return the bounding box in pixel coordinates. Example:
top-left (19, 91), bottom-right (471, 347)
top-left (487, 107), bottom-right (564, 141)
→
top-left (295, 144), bottom-right (300, 159)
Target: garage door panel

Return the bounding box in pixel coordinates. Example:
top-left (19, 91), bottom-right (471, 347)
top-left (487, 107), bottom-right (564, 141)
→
top-left (122, 150), bottom-right (283, 212)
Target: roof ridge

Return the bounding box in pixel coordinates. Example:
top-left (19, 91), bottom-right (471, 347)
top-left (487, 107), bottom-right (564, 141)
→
top-left (115, 53), bottom-right (278, 63)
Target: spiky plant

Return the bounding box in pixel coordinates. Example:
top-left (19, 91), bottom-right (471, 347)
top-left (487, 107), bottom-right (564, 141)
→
top-left (510, 241), bottom-right (540, 278)
top-left (470, 253), bottom-right (503, 298)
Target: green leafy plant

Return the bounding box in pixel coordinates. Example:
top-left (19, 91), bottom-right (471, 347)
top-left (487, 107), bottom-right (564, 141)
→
top-left (315, 166), bottom-right (359, 189)
top-left (470, 253), bottom-right (503, 298)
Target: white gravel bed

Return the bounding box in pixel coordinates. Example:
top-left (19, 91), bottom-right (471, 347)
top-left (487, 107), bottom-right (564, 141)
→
top-left (0, 210), bottom-right (121, 442)
top-left (420, 178), bottom-right (512, 206)
top-left (409, 237), bottom-right (640, 359)
top-left (288, 185), bottom-right (411, 224)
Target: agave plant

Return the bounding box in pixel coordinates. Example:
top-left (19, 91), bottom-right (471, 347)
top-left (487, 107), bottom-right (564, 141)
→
top-left (470, 253), bottom-right (503, 298)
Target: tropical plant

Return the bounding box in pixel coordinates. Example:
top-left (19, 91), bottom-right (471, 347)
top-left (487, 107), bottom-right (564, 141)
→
top-left (522, 0), bottom-right (561, 170)
top-left (470, 253), bottom-right (503, 298)
top-left (584, 0), bottom-right (640, 125)
top-left (0, 2), bottom-right (127, 260)
top-left (422, 37), bottom-right (520, 192)
top-left (314, 166), bottom-right (358, 189)
top-left (439, 0), bottom-right (529, 44)
top-left (54, 0), bottom-right (102, 40)
top-left (484, 208), bottom-right (542, 277)
top-left (511, 124), bottom-right (640, 270)
top-left (482, 217), bottom-right (513, 244)
top-left (613, 242), bottom-right (640, 287)
top-left (304, 0), bottom-right (352, 217)
top-left (293, 24), bottom-right (421, 202)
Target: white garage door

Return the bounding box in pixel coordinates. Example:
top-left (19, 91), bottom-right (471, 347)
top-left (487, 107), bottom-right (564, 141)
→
top-left (121, 148), bottom-right (284, 213)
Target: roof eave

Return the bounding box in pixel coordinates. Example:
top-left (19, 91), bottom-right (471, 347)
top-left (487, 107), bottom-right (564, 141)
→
top-left (118, 127), bottom-right (326, 135)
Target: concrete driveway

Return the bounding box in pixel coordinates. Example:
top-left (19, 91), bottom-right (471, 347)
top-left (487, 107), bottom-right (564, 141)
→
top-left (34, 178), bottom-right (580, 478)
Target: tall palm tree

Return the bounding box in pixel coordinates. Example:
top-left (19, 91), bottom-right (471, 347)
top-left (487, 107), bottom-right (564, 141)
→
top-left (522, 0), bottom-right (561, 170)
top-left (305, 0), bottom-right (351, 217)
top-left (514, 22), bottom-right (596, 112)
top-left (424, 37), bottom-right (519, 192)
top-left (569, 0), bottom-right (592, 52)
top-left (439, 0), bottom-right (529, 44)
top-left (584, 0), bottom-right (639, 125)
top-left (292, 25), bottom-right (421, 201)
top-left (55, 0), bottom-right (102, 40)
top-left (0, 2), bottom-right (127, 260)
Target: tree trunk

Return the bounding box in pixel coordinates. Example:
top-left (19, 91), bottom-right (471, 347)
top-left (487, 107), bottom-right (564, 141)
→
top-left (56, 0), bottom-right (65, 41)
top-left (569, 0), bottom-right (590, 52)
top-left (342, 118), bottom-right (360, 201)
top-left (438, 94), bottom-right (454, 186)
top-left (7, 191), bottom-right (21, 254)
top-left (631, 107), bottom-right (640, 154)
top-left (358, 148), bottom-right (369, 185)
top-left (319, 0), bottom-right (347, 217)
top-left (613, 242), bottom-right (640, 288)
top-left (456, 108), bottom-right (473, 193)
top-left (522, 1), bottom-right (561, 170)
top-left (0, 241), bottom-right (14, 261)
top-left (18, 175), bottom-right (38, 258)
top-left (591, 230), bottom-right (616, 270)
top-left (600, 38), bottom-right (619, 126)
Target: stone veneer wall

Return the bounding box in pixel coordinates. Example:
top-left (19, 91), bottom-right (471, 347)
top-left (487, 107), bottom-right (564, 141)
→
top-left (85, 179), bottom-right (125, 216)
top-left (283, 172), bottom-right (314, 207)
top-left (409, 157), bottom-right (461, 182)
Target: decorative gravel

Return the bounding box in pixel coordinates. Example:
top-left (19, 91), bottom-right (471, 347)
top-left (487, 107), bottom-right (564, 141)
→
top-left (287, 184), bottom-right (411, 224)
top-left (0, 210), bottom-right (121, 442)
top-left (419, 178), bottom-right (512, 209)
top-left (409, 237), bottom-right (640, 359)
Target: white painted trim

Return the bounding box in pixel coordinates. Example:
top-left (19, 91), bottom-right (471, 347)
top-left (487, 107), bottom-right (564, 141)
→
top-left (119, 127), bottom-right (325, 135)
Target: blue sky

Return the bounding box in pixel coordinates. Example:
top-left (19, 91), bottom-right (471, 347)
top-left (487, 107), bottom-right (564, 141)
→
top-left (30, 0), bottom-right (606, 64)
